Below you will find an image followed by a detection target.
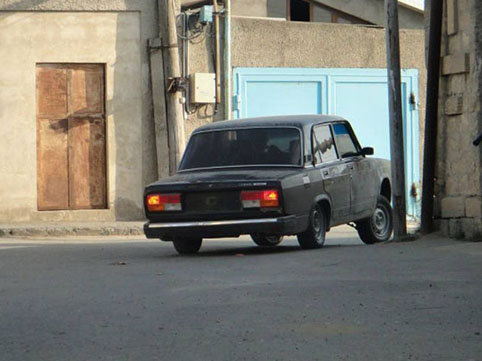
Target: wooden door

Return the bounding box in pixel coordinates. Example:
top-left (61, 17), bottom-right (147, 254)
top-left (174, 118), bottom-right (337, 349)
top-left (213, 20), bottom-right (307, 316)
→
top-left (37, 64), bottom-right (106, 210)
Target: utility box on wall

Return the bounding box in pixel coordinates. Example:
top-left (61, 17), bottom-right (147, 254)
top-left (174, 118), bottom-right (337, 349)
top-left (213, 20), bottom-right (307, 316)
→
top-left (190, 73), bottom-right (216, 103)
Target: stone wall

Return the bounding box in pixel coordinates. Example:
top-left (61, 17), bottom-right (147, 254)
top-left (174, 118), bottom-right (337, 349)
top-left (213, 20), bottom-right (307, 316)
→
top-left (433, 0), bottom-right (482, 240)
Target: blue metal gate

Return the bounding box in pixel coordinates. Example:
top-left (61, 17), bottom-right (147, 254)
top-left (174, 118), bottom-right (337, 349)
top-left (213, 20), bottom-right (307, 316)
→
top-left (233, 67), bottom-right (420, 218)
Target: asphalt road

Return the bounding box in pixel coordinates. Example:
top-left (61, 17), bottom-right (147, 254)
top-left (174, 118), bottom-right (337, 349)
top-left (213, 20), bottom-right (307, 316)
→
top-left (0, 227), bottom-right (481, 361)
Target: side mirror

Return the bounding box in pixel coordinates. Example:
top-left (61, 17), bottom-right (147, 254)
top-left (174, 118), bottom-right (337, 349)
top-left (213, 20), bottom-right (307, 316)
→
top-left (361, 147), bottom-right (374, 156)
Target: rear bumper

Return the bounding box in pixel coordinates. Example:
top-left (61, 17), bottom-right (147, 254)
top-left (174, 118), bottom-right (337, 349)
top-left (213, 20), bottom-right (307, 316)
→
top-left (144, 215), bottom-right (305, 239)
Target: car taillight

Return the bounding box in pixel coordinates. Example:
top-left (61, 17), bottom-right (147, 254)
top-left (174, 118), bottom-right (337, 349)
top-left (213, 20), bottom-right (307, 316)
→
top-left (146, 193), bottom-right (182, 212)
top-left (240, 190), bottom-right (280, 208)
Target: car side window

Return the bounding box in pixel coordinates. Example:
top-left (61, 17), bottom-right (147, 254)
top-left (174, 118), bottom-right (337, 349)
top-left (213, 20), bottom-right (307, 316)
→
top-left (333, 123), bottom-right (358, 158)
top-left (312, 125), bottom-right (338, 165)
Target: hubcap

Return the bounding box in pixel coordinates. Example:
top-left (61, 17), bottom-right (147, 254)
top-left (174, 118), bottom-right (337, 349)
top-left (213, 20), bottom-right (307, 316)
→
top-left (313, 211), bottom-right (321, 232)
top-left (312, 209), bottom-right (324, 242)
top-left (370, 206), bottom-right (389, 239)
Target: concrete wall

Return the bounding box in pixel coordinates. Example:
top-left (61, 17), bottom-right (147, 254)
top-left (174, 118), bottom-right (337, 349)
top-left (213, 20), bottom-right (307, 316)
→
top-left (232, 0), bottom-right (267, 17)
top-left (433, 0), bottom-right (482, 240)
top-left (0, 0), bottom-right (160, 222)
top-left (185, 16), bottom-right (426, 162)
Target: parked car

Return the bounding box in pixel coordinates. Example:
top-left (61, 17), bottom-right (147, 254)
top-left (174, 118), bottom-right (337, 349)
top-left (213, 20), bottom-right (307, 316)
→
top-left (144, 115), bottom-right (393, 254)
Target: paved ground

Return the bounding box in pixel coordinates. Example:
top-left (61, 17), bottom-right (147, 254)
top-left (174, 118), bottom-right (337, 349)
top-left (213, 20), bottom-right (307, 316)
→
top-left (0, 227), bottom-right (481, 361)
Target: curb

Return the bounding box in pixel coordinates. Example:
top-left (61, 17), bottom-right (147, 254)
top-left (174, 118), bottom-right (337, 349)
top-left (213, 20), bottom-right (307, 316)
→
top-left (0, 223), bottom-right (145, 238)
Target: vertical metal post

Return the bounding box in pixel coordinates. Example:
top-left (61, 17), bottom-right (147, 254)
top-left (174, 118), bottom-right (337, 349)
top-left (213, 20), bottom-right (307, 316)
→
top-left (385, 0), bottom-right (407, 239)
top-left (224, 0), bottom-right (232, 120)
top-left (421, 0), bottom-right (443, 234)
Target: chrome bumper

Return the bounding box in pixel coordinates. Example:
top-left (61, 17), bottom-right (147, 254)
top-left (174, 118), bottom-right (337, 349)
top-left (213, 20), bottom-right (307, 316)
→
top-left (147, 218), bottom-right (279, 229)
top-left (144, 215), bottom-right (301, 239)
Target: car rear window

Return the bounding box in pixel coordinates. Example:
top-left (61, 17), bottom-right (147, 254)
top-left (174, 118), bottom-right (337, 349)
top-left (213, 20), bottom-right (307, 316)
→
top-left (179, 127), bottom-right (302, 170)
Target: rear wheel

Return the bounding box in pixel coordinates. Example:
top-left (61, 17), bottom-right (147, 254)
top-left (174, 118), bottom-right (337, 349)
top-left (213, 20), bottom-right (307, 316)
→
top-left (172, 237), bottom-right (202, 254)
top-left (356, 195), bottom-right (393, 244)
top-left (297, 205), bottom-right (327, 249)
top-left (250, 234), bottom-right (283, 247)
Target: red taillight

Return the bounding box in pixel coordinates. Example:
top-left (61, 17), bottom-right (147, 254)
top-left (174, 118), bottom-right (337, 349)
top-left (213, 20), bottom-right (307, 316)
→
top-left (146, 193), bottom-right (182, 212)
top-left (240, 190), bottom-right (280, 208)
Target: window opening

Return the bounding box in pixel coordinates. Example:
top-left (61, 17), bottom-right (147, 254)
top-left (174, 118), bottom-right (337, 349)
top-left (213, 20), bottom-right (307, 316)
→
top-left (333, 123), bottom-right (358, 158)
top-left (313, 125), bottom-right (338, 164)
top-left (289, 0), bottom-right (311, 22)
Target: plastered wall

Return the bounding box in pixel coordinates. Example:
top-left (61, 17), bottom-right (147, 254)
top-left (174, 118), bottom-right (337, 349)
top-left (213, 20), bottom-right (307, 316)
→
top-left (0, 11), bottom-right (143, 222)
top-left (186, 16), bottom-right (426, 162)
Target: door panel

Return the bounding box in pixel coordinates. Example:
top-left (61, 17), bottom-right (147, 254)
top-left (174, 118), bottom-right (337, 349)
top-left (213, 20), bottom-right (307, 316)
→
top-left (69, 117), bottom-right (106, 209)
top-left (245, 81), bottom-right (322, 118)
top-left (36, 64), bottom-right (106, 210)
top-left (37, 118), bottom-right (69, 210)
top-left (71, 65), bottom-right (104, 114)
top-left (37, 67), bottom-right (68, 117)
top-left (320, 164), bottom-right (351, 223)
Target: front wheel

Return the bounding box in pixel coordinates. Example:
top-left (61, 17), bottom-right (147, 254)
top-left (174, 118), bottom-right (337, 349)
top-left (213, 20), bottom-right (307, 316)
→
top-left (250, 234), bottom-right (283, 247)
top-left (356, 195), bottom-right (393, 244)
top-left (172, 237), bottom-right (202, 254)
top-left (297, 205), bottom-right (327, 249)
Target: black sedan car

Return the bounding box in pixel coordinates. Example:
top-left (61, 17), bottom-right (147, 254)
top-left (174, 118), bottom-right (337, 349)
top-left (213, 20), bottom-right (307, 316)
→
top-left (144, 115), bottom-right (393, 254)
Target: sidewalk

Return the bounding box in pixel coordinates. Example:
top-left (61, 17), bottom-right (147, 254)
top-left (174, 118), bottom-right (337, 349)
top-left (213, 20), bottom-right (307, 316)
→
top-left (0, 221), bottom-right (145, 238)
top-left (0, 220), bottom-right (420, 239)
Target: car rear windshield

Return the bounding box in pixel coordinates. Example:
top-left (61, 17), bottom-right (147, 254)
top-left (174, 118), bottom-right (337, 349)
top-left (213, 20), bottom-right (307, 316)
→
top-left (179, 127), bottom-right (302, 170)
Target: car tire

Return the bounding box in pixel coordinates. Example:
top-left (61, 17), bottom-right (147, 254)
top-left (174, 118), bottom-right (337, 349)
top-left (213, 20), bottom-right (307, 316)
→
top-left (250, 234), bottom-right (283, 247)
top-left (356, 195), bottom-right (393, 244)
top-left (172, 237), bottom-right (203, 254)
top-left (297, 205), bottom-right (327, 249)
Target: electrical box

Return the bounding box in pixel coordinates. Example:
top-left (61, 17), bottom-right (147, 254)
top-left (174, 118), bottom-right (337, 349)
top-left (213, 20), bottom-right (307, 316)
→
top-left (190, 73), bottom-right (216, 104)
top-left (199, 5), bottom-right (214, 24)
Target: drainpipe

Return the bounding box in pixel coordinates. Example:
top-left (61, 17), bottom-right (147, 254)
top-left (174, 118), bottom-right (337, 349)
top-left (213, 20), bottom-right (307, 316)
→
top-left (224, 0), bottom-right (232, 120)
top-left (213, 0), bottom-right (222, 104)
top-left (420, 0), bottom-right (443, 234)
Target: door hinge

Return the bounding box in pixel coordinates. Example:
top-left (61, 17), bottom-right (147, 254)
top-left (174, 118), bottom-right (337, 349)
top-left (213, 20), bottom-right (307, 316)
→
top-left (409, 92), bottom-right (418, 111)
top-left (233, 94), bottom-right (240, 111)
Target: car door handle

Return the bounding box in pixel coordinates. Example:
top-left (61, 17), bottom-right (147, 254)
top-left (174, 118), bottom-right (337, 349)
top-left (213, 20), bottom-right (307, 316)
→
top-left (348, 164), bottom-right (354, 170)
top-left (323, 170), bottom-right (329, 176)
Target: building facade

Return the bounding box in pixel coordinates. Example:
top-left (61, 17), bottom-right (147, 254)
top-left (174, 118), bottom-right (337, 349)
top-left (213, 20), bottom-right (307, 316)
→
top-left (0, 0), bottom-right (426, 226)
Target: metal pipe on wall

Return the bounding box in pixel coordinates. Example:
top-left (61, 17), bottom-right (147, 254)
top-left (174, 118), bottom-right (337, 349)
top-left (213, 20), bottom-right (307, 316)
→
top-left (213, 0), bottom-right (222, 104)
top-left (224, 0), bottom-right (232, 120)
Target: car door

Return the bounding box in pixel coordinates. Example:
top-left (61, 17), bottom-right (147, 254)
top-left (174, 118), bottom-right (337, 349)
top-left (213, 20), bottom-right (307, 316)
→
top-left (312, 124), bottom-right (351, 224)
top-left (332, 122), bottom-right (375, 219)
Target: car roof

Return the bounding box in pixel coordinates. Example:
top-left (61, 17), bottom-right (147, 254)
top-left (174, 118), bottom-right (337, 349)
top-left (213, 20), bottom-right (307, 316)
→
top-left (193, 114), bottom-right (347, 133)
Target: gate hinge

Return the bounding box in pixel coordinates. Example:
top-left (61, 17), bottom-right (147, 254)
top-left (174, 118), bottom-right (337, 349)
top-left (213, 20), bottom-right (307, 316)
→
top-left (233, 94), bottom-right (240, 111)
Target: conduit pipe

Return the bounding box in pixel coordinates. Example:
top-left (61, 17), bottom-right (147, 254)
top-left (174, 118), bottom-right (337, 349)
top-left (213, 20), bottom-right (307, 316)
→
top-left (224, 0), bottom-right (232, 120)
top-left (213, 0), bottom-right (222, 104)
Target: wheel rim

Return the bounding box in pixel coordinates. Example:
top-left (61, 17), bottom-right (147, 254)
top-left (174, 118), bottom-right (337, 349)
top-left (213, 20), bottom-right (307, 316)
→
top-left (312, 209), bottom-right (324, 242)
top-left (370, 206), bottom-right (390, 240)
